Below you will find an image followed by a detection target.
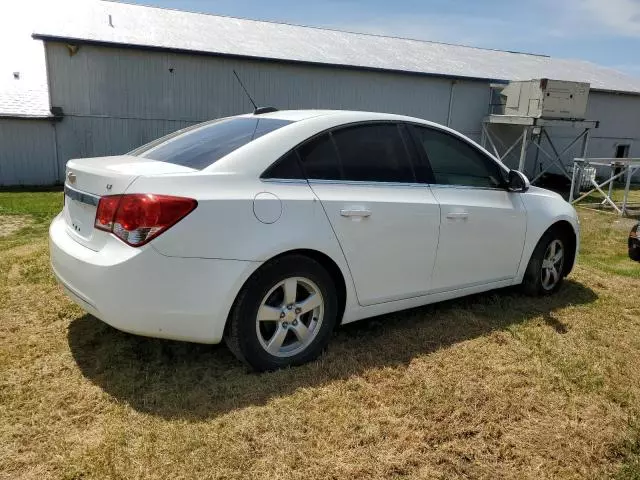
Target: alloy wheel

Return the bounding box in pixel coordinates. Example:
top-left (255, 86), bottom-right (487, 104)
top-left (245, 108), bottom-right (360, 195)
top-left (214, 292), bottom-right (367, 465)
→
top-left (541, 239), bottom-right (564, 291)
top-left (255, 277), bottom-right (325, 357)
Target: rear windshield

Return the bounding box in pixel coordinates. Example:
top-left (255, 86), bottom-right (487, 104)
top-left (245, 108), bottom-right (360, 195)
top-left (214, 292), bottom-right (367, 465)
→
top-left (132, 117), bottom-right (293, 170)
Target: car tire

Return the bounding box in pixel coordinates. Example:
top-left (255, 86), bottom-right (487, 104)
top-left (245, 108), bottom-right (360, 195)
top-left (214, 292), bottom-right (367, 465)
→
top-left (224, 254), bottom-right (338, 371)
top-left (629, 223), bottom-right (640, 262)
top-left (521, 228), bottom-right (569, 296)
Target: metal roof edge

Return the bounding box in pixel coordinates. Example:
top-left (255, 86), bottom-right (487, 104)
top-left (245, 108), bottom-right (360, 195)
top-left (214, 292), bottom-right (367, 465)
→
top-left (0, 114), bottom-right (53, 120)
top-left (589, 88), bottom-right (640, 97)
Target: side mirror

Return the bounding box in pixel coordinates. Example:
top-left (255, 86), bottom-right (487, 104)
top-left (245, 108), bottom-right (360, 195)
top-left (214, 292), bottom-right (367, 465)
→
top-left (507, 170), bottom-right (530, 193)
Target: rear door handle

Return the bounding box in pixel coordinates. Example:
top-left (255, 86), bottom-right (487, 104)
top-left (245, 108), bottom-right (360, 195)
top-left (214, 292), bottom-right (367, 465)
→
top-left (446, 211), bottom-right (469, 220)
top-left (340, 208), bottom-right (372, 218)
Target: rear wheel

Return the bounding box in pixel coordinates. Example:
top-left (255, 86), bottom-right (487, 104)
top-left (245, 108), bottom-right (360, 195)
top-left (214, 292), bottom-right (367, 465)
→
top-left (521, 229), bottom-right (569, 296)
top-left (224, 255), bottom-right (338, 371)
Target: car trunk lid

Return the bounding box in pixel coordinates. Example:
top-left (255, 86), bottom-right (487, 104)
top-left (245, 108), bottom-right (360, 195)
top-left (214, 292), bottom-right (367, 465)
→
top-left (63, 155), bottom-right (196, 250)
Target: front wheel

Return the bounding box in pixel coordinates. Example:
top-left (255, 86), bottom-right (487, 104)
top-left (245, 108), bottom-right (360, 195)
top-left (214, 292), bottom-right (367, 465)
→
top-left (224, 255), bottom-right (338, 371)
top-left (521, 230), bottom-right (568, 296)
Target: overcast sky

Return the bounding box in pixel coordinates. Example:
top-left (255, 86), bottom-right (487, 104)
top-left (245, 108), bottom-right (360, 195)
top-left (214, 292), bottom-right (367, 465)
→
top-left (1, 0), bottom-right (639, 88)
top-left (123, 0), bottom-right (640, 77)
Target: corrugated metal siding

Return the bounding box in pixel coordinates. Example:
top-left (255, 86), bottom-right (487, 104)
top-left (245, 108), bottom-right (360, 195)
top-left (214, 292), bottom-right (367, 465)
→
top-left (0, 119), bottom-right (58, 186)
top-left (448, 81), bottom-right (490, 136)
top-left (46, 42), bottom-right (459, 123)
top-left (586, 92), bottom-right (640, 141)
top-left (54, 116), bottom-right (196, 177)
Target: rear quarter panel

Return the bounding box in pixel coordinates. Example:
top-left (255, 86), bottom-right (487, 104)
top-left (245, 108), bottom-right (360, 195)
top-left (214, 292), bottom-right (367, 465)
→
top-left (126, 173), bottom-right (360, 317)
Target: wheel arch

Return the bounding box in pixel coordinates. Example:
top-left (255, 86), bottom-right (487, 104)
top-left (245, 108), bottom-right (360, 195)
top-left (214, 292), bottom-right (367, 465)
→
top-left (528, 219), bottom-right (578, 277)
top-left (224, 248), bottom-right (349, 335)
top-left (548, 220), bottom-right (578, 276)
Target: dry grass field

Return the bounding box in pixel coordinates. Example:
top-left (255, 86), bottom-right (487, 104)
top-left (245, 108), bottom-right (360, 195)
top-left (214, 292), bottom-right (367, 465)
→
top-left (1, 189), bottom-right (640, 479)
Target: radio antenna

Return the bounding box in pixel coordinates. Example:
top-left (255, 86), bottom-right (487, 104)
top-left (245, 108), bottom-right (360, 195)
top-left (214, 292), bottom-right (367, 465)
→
top-left (233, 70), bottom-right (258, 111)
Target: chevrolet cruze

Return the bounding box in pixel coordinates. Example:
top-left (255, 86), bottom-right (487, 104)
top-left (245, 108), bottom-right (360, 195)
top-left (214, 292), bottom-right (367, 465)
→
top-left (50, 110), bottom-right (579, 371)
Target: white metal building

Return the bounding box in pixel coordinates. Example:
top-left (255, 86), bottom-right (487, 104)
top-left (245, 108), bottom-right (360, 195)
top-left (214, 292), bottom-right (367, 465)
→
top-left (1, 0), bottom-right (640, 186)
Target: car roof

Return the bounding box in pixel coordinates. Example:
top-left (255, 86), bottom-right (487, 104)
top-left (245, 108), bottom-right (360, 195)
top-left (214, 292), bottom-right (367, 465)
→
top-left (244, 110), bottom-right (343, 122)
top-left (207, 108), bottom-right (509, 178)
top-left (241, 109), bottom-right (445, 128)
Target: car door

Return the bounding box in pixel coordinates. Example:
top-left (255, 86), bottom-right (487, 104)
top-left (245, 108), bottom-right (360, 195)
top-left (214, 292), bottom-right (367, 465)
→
top-left (296, 123), bottom-right (441, 306)
top-left (408, 124), bottom-right (527, 292)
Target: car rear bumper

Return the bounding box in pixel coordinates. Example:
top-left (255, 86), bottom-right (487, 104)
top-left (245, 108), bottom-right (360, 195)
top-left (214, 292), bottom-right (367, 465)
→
top-left (49, 213), bottom-right (258, 343)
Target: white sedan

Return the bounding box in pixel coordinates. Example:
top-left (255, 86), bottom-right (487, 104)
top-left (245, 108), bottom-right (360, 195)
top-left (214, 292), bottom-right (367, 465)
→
top-left (50, 110), bottom-right (579, 371)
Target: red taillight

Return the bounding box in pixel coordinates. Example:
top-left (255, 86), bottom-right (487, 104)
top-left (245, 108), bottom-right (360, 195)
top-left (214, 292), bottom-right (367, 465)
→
top-left (95, 196), bottom-right (120, 232)
top-left (94, 194), bottom-right (197, 247)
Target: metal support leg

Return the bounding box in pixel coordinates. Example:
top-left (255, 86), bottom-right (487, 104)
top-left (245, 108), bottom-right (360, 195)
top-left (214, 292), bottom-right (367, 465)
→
top-left (480, 123), bottom-right (487, 149)
top-left (604, 168), bottom-right (615, 206)
top-left (518, 127), bottom-right (529, 172)
top-left (569, 160), bottom-right (579, 203)
top-left (623, 165), bottom-right (632, 216)
top-left (533, 133), bottom-right (541, 178)
top-left (580, 128), bottom-right (591, 159)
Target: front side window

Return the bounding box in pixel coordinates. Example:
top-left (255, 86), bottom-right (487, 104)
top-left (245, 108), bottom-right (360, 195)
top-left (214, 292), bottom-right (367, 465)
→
top-left (332, 124), bottom-right (415, 183)
top-left (134, 117), bottom-right (292, 170)
top-left (411, 126), bottom-right (504, 188)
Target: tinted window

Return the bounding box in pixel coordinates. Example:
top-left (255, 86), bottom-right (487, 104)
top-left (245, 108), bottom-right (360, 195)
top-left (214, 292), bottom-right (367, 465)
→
top-left (298, 134), bottom-right (342, 180)
top-left (332, 124), bottom-right (415, 183)
top-left (412, 126), bottom-right (504, 188)
top-left (262, 151), bottom-right (304, 179)
top-left (134, 117), bottom-right (292, 170)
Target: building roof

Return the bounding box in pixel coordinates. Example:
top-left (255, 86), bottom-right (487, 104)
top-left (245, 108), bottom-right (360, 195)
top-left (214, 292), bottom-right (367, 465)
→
top-left (0, 82), bottom-right (51, 119)
top-left (4, 0), bottom-right (640, 118)
top-left (31, 0), bottom-right (640, 95)
top-left (0, 1), bottom-right (51, 119)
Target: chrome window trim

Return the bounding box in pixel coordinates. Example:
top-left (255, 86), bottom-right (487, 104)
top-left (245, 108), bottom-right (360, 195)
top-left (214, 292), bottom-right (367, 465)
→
top-left (64, 184), bottom-right (100, 206)
top-left (260, 178), bottom-right (309, 185)
top-left (263, 178), bottom-right (510, 192)
top-left (427, 184), bottom-right (509, 192)
top-left (307, 179), bottom-right (431, 189)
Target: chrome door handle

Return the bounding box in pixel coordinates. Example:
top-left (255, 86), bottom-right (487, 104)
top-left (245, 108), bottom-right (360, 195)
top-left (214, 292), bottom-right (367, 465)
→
top-left (446, 212), bottom-right (469, 220)
top-left (340, 208), bottom-right (372, 218)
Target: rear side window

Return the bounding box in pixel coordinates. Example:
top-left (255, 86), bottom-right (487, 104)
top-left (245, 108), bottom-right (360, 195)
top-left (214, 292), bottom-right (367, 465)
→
top-left (134, 117), bottom-right (292, 170)
top-left (297, 134), bottom-right (342, 180)
top-left (262, 151), bottom-right (305, 179)
top-left (411, 126), bottom-right (504, 188)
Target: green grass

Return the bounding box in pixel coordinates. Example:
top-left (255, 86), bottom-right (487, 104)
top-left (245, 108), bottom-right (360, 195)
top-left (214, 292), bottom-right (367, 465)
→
top-left (0, 190), bottom-right (63, 219)
top-left (0, 190), bottom-right (63, 250)
top-left (577, 207), bottom-right (639, 279)
top-left (1, 189), bottom-right (640, 479)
